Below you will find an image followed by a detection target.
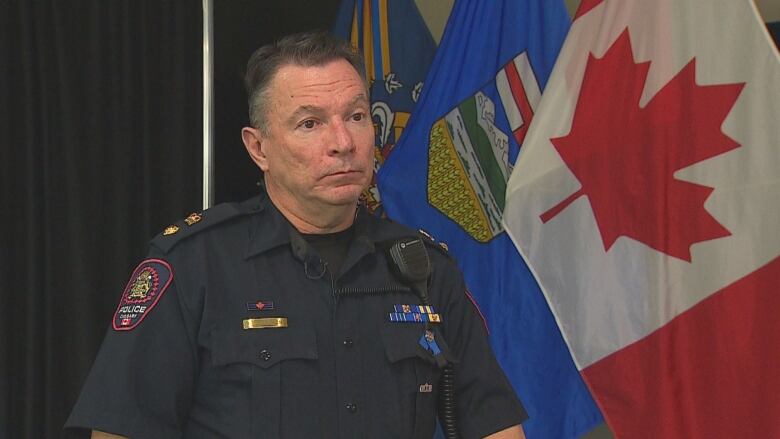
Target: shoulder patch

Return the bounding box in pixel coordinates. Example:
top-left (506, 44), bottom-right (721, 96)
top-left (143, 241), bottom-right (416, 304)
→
top-left (150, 202), bottom-right (250, 254)
top-left (113, 259), bottom-right (173, 331)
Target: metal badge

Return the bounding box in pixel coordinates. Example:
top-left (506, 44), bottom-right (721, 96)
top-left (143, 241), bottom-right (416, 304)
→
top-left (163, 225), bottom-right (179, 235)
top-left (184, 212), bottom-right (202, 226)
top-left (242, 317), bottom-right (288, 329)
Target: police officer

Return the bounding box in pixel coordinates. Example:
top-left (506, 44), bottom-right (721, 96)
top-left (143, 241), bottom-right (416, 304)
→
top-left (66, 31), bottom-right (528, 439)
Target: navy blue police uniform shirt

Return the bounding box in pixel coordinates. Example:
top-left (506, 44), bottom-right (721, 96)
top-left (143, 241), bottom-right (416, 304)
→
top-left (65, 190), bottom-right (527, 438)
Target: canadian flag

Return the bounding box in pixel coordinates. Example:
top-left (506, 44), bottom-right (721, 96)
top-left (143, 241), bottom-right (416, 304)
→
top-left (503, 0), bottom-right (780, 437)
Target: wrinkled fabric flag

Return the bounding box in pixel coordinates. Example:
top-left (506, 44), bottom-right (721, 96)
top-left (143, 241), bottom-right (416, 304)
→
top-left (504, 0), bottom-right (780, 437)
top-left (333, 0), bottom-right (437, 215)
top-left (378, 1), bottom-right (603, 437)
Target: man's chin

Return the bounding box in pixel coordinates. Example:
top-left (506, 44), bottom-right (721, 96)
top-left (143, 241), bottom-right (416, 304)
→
top-left (319, 185), bottom-right (366, 206)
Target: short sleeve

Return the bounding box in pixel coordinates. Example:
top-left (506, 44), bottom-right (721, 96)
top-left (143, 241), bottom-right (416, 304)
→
top-left (64, 252), bottom-right (199, 438)
top-left (434, 256), bottom-right (529, 438)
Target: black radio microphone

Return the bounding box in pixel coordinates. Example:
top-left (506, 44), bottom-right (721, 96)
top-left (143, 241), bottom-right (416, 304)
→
top-left (387, 236), bottom-right (459, 439)
top-left (387, 238), bottom-right (431, 303)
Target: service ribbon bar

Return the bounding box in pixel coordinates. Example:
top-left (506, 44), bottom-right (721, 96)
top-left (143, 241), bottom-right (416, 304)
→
top-left (393, 304), bottom-right (436, 314)
top-left (388, 312), bottom-right (442, 323)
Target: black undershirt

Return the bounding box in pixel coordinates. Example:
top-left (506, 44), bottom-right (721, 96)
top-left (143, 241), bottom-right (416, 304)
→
top-left (301, 226), bottom-right (354, 277)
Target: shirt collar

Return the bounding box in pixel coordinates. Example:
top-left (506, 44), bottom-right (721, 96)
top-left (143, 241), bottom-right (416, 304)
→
top-left (242, 193), bottom-right (291, 259)
top-left (242, 193), bottom-right (413, 261)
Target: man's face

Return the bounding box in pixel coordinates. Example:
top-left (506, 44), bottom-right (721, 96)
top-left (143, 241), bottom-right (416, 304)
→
top-left (248, 59), bottom-right (375, 214)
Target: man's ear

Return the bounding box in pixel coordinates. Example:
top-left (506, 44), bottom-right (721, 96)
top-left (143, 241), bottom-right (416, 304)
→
top-left (241, 127), bottom-right (269, 172)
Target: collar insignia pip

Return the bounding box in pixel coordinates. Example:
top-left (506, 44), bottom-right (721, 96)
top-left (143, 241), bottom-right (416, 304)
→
top-left (184, 212), bottom-right (202, 226)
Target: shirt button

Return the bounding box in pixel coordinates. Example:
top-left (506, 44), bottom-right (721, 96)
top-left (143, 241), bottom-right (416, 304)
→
top-left (259, 349), bottom-right (272, 361)
top-left (343, 338), bottom-right (354, 348)
top-left (345, 403), bottom-right (358, 413)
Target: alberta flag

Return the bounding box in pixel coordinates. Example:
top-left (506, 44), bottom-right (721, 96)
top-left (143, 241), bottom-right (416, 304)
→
top-left (333, 0), bottom-right (437, 215)
top-left (377, 1), bottom-right (603, 437)
top-left (504, 0), bottom-right (780, 437)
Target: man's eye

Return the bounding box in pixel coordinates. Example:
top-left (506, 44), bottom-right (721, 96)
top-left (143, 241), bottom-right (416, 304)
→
top-left (301, 120), bottom-right (317, 129)
top-left (351, 113), bottom-right (365, 122)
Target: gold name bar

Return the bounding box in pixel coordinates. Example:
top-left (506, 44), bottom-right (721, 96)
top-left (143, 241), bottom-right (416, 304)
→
top-left (242, 317), bottom-right (288, 329)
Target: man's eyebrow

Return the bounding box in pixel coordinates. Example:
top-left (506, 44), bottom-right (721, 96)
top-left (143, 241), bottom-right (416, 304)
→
top-left (286, 94), bottom-right (370, 124)
top-left (287, 105), bottom-right (324, 124)
top-left (348, 93), bottom-right (370, 107)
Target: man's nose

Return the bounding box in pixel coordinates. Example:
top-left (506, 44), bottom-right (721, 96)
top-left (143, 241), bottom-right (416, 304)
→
top-left (328, 120), bottom-right (356, 155)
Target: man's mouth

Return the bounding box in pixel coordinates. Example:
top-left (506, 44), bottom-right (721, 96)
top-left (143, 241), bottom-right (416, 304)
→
top-left (325, 169), bottom-right (360, 178)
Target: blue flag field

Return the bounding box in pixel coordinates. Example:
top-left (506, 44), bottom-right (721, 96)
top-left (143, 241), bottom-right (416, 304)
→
top-left (374, 1), bottom-right (604, 437)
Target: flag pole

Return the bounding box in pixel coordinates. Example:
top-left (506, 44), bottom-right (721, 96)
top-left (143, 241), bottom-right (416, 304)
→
top-left (202, 0), bottom-right (215, 209)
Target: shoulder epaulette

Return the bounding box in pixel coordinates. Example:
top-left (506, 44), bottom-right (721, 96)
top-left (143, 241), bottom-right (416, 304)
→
top-left (150, 200), bottom-right (258, 254)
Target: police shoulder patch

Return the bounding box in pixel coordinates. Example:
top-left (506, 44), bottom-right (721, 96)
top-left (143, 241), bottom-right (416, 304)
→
top-left (113, 259), bottom-right (173, 331)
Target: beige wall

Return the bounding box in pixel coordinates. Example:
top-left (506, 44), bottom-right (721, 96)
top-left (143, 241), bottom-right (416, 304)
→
top-left (564, 0), bottom-right (780, 21)
top-left (758, 0), bottom-right (780, 21)
top-left (414, 0), bottom-right (453, 43)
top-left (419, 0), bottom-right (779, 43)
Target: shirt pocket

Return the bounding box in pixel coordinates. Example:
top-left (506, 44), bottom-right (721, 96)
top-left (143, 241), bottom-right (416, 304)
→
top-left (380, 324), bottom-right (452, 439)
top-left (211, 326), bottom-right (319, 439)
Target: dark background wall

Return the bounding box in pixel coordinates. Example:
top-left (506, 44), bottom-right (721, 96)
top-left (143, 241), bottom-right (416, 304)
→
top-left (213, 1), bottom-right (341, 203)
top-left (0, 1), bottom-right (337, 438)
top-left (1, 2), bottom-right (202, 438)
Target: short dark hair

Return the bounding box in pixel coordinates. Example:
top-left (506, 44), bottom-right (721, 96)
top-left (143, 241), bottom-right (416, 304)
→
top-left (244, 30), bottom-right (367, 133)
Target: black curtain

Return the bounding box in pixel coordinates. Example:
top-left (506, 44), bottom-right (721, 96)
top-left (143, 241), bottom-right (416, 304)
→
top-left (213, 0), bottom-right (342, 203)
top-left (0, 1), bottom-right (202, 437)
top-left (0, 1), bottom-right (342, 437)
top-left (769, 21), bottom-right (780, 47)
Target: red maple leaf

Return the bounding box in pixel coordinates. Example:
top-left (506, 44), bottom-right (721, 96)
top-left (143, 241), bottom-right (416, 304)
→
top-left (540, 29), bottom-right (744, 262)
